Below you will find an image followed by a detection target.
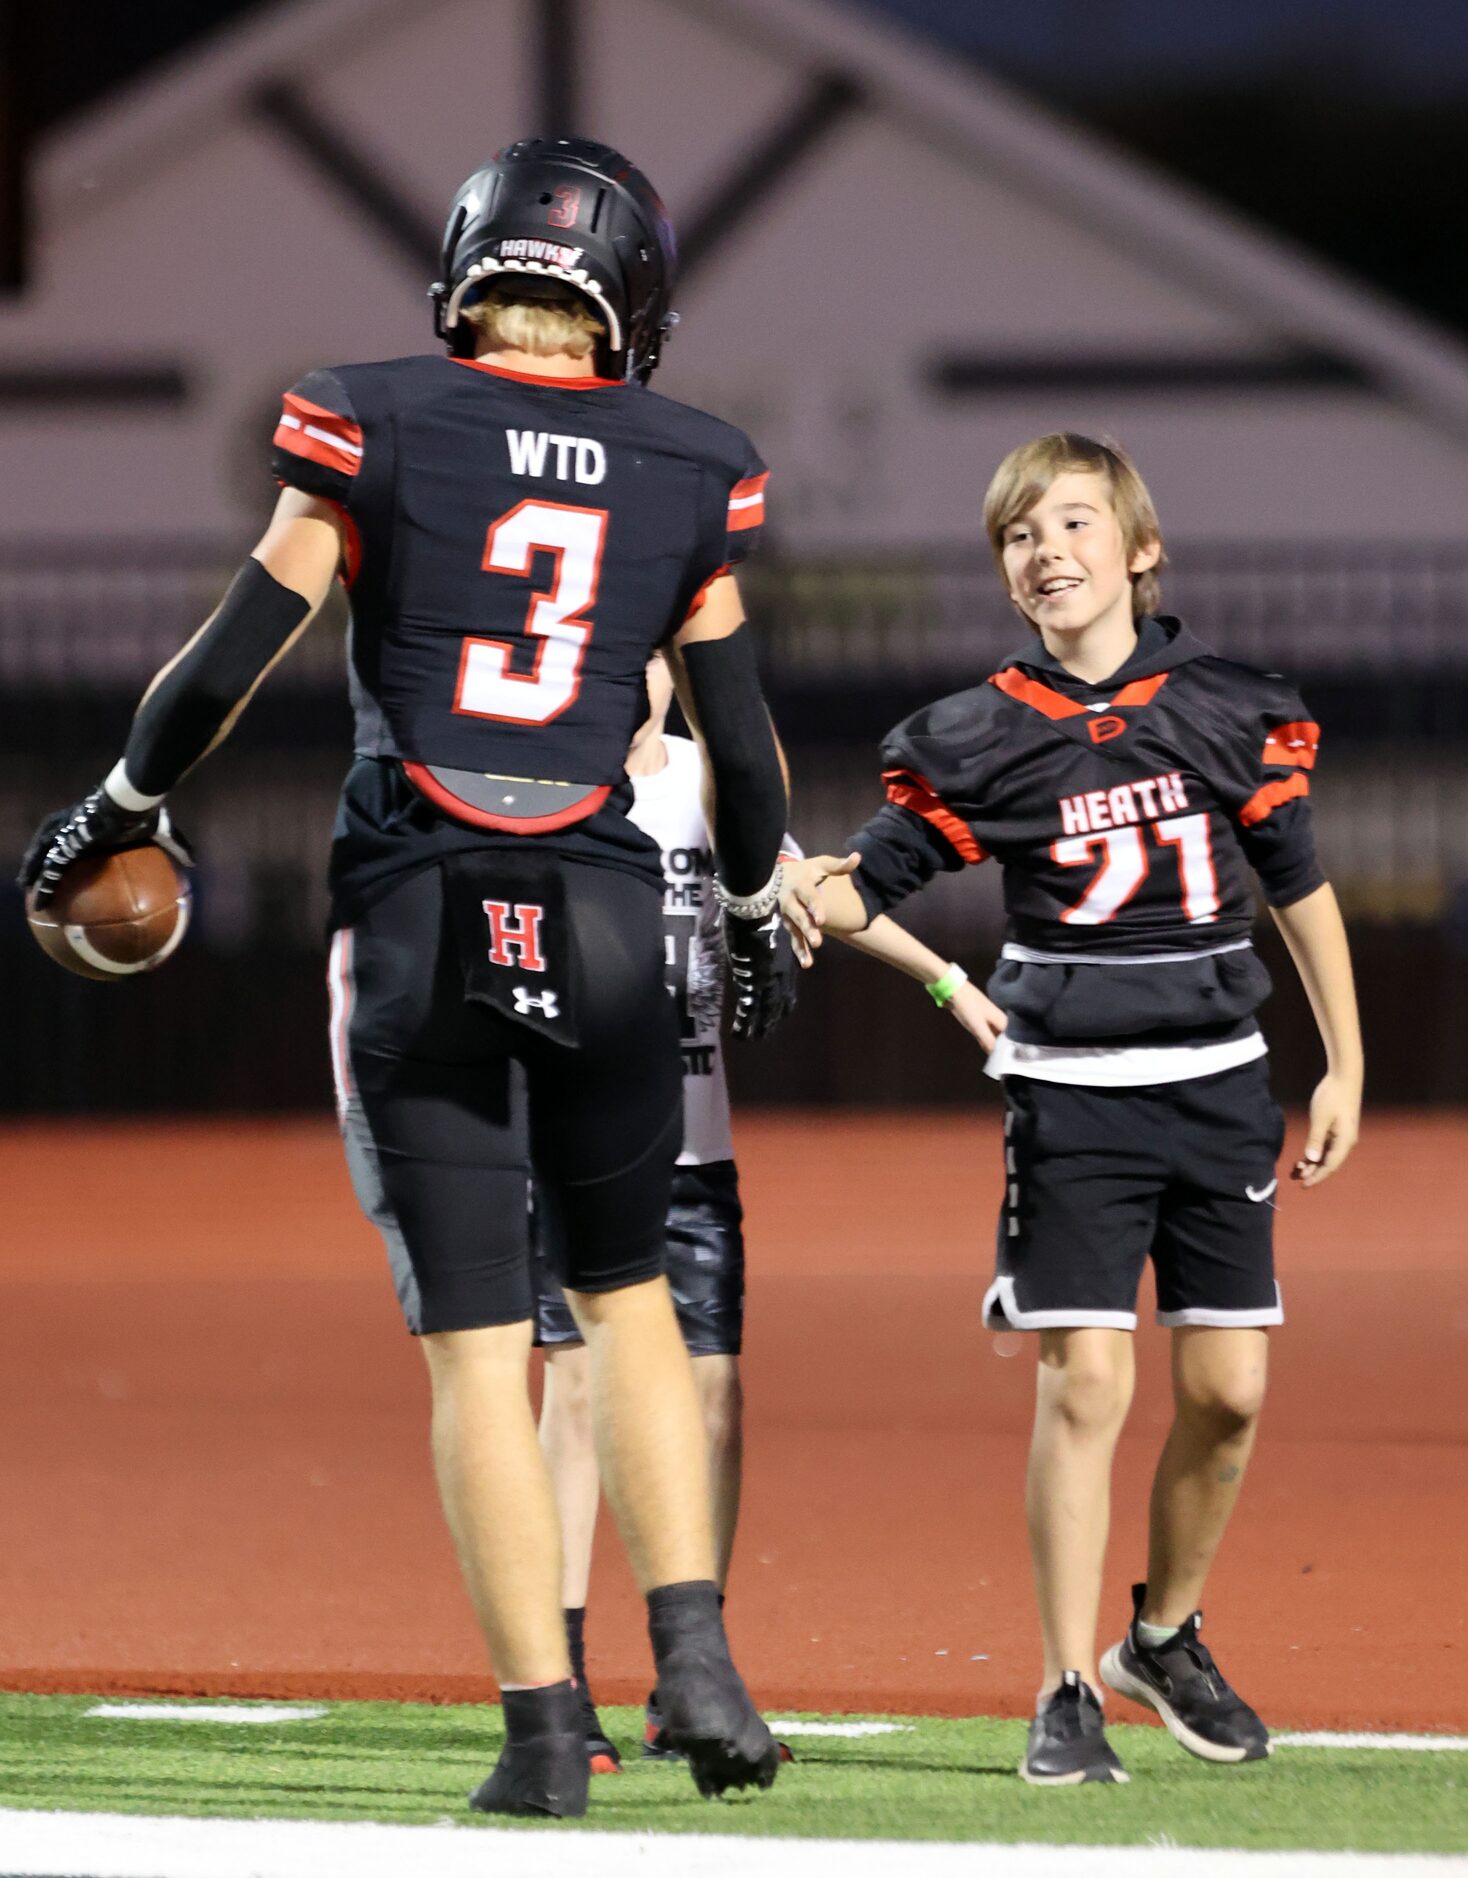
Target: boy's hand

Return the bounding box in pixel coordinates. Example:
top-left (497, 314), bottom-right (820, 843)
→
top-left (945, 980), bottom-right (1008, 1054)
top-left (779, 852), bottom-right (861, 966)
top-left (1291, 1072), bottom-right (1361, 1187)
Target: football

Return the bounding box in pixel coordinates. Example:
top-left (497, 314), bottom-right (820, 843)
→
top-left (26, 844), bottom-right (191, 982)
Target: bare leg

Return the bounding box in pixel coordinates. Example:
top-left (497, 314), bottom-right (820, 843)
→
top-left (692, 1355), bottom-right (744, 1590)
top-left (565, 1276), bottom-right (716, 1590)
top-left (538, 1344), bottom-right (599, 1610)
top-left (1144, 1327), bottom-right (1268, 1626)
top-left (1027, 1328), bottom-right (1136, 1697)
top-left (421, 1322), bottom-right (569, 1687)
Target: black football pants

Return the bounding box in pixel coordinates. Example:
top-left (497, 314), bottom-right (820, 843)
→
top-left (328, 858), bottom-right (682, 1333)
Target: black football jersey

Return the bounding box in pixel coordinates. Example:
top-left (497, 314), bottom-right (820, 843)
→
top-left (269, 353), bottom-right (766, 921)
top-left (852, 618), bottom-right (1325, 1043)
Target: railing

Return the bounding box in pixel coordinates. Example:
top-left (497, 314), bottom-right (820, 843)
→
top-left (5, 538), bottom-right (1468, 690)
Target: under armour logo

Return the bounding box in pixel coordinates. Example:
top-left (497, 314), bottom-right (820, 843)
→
top-left (512, 986), bottom-right (559, 1018)
top-left (1245, 1179), bottom-right (1277, 1204)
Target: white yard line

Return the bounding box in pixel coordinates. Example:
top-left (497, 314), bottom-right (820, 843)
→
top-left (765, 1718), bottom-right (913, 1736)
top-left (0, 1813), bottom-right (1462, 1878)
top-left (1276, 1733), bottom-right (1468, 1753)
top-left (85, 1703), bottom-right (327, 1724)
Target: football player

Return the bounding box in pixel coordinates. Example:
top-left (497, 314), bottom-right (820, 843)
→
top-left (22, 139), bottom-right (795, 1818)
top-left (535, 655), bottom-right (1005, 1772)
top-left (781, 434), bottom-right (1362, 1785)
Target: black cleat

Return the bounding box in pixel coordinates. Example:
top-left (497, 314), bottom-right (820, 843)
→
top-left (641, 1688), bottom-right (682, 1762)
top-left (470, 1682), bottom-right (590, 1817)
top-left (573, 1677), bottom-right (621, 1774)
top-left (1021, 1672), bottom-right (1129, 1785)
top-left (655, 1649), bottom-right (782, 1797)
top-left (1101, 1582), bottom-right (1271, 1764)
top-left (470, 1731), bottom-right (590, 1817)
top-left (644, 1687), bottom-right (793, 1768)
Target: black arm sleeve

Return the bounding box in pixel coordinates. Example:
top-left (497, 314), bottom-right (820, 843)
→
top-left (679, 627), bottom-right (786, 897)
top-left (1238, 801), bottom-right (1326, 907)
top-left (850, 801), bottom-right (966, 920)
top-left (122, 558), bottom-right (311, 796)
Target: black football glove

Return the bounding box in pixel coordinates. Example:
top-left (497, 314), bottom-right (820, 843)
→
top-left (724, 907), bottom-right (799, 1042)
top-left (19, 786), bottom-right (193, 909)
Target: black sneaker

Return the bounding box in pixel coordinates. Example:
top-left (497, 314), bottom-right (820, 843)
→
top-left (1021, 1672), bottom-right (1129, 1785)
top-left (1100, 1582), bottom-right (1271, 1764)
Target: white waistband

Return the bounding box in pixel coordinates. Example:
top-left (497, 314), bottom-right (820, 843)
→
top-left (1001, 938), bottom-right (1254, 967)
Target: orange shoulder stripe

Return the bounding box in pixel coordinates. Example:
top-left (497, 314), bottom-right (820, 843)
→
top-left (273, 391), bottom-right (364, 479)
top-left (883, 769), bottom-right (988, 864)
top-left (1262, 720), bottom-right (1320, 770)
top-left (1238, 772), bottom-right (1309, 827)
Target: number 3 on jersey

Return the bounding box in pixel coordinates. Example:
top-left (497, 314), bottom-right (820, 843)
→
top-left (454, 500), bottom-right (608, 725)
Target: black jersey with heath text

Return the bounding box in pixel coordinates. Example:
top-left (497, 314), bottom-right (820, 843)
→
top-left (270, 353), bottom-right (766, 923)
top-left (852, 617), bottom-right (1325, 1047)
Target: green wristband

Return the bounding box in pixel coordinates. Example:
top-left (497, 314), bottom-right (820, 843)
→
top-left (926, 963), bottom-right (968, 1009)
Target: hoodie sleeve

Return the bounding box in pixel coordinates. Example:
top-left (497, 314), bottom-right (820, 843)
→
top-left (1229, 677), bottom-right (1326, 907)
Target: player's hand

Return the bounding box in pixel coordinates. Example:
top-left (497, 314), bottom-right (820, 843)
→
top-left (946, 980), bottom-right (1008, 1053)
top-left (19, 787), bottom-right (193, 909)
top-left (724, 907), bottom-right (798, 1041)
top-left (1291, 1071), bottom-right (1361, 1187)
top-left (779, 852), bottom-right (861, 966)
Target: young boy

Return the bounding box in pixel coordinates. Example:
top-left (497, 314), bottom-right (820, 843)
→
top-left (537, 655), bottom-right (1004, 1771)
top-left (781, 434), bottom-right (1362, 1784)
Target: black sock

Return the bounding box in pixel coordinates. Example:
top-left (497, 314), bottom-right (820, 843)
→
top-left (564, 1607), bottom-right (588, 1689)
top-left (647, 1580), bottom-right (726, 1668)
top-left (501, 1680), bottom-right (578, 1743)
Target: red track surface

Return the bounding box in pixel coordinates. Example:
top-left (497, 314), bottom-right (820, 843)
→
top-left (1, 1114), bottom-right (1464, 1730)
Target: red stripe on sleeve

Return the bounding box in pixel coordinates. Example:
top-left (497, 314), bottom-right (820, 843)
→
top-left (273, 392), bottom-right (364, 479)
top-left (883, 768), bottom-right (988, 864)
top-left (727, 471), bottom-right (768, 533)
top-left (1238, 772), bottom-right (1310, 827)
top-left (1262, 720), bottom-right (1320, 770)
top-left (683, 564), bottom-right (729, 620)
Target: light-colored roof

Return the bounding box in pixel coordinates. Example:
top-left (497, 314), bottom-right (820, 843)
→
top-left (37, 0), bottom-right (1468, 440)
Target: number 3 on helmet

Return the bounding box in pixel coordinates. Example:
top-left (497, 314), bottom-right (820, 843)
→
top-left (430, 137), bottom-right (679, 385)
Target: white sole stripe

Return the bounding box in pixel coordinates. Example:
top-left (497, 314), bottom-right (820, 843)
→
top-left (0, 1812), bottom-right (1458, 1877)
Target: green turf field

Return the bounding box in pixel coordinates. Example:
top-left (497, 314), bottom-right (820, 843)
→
top-left (0, 1693), bottom-right (1463, 1855)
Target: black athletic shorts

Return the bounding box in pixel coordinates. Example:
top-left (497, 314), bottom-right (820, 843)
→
top-left (327, 856), bottom-right (682, 1335)
top-left (534, 1159), bottom-right (746, 1356)
top-left (983, 1058), bottom-right (1286, 1332)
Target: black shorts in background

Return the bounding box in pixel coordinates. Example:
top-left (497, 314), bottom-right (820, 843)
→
top-left (535, 1160), bottom-right (746, 1356)
top-left (984, 1059), bottom-right (1286, 1332)
top-left (330, 857), bottom-right (682, 1335)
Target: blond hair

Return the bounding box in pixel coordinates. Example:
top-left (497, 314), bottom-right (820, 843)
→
top-left (983, 432), bottom-right (1166, 620)
top-left (462, 284), bottom-right (607, 360)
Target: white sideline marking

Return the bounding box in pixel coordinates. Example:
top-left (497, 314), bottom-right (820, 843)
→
top-left (1277, 1731), bottom-right (1468, 1752)
top-left (0, 1814), bottom-right (1462, 1878)
top-left (765, 1718), bottom-right (913, 1736)
top-left (86, 1702), bottom-right (327, 1724)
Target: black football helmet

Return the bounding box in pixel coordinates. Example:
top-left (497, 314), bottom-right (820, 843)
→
top-left (431, 138), bottom-right (678, 383)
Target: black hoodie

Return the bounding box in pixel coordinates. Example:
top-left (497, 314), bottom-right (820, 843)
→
top-left (850, 617), bottom-right (1325, 1049)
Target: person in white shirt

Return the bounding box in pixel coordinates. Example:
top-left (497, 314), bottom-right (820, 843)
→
top-left (535, 655), bottom-right (1004, 1769)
